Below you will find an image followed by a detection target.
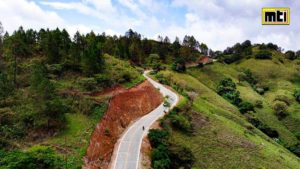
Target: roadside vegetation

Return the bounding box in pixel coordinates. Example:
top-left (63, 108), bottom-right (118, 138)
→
top-left (1, 21), bottom-right (300, 168)
top-left (148, 40), bottom-right (300, 168)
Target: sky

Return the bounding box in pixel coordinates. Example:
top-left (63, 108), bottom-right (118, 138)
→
top-left (0, 0), bottom-right (299, 51)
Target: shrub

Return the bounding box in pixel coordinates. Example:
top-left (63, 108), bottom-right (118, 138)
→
top-left (147, 54), bottom-right (163, 72)
top-left (79, 77), bottom-right (97, 91)
top-left (217, 78), bottom-right (242, 106)
top-left (151, 145), bottom-right (170, 169)
top-left (274, 95), bottom-right (292, 106)
top-left (259, 124), bottom-right (279, 138)
top-left (255, 100), bottom-right (263, 108)
top-left (0, 146), bottom-right (62, 169)
top-left (168, 143), bottom-right (195, 169)
top-left (238, 102), bottom-right (254, 114)
top-left (46, 64), bottom-right (63, 76)
top-left (0, 73), bottom-right (13, 99)
top-left (288, 142), bottom-right (300, 157)
top-left (294, 89), bottom-right (300, 102)
top-left (246, 115), bottom-right (279, 138)
top-left (104, 128), bottom-right (110, 136)
top-left (94, 74), bottom-right (113, 88)
top-left (222, 54), bottom-right (241, 64)
top-left (272, 101), bottom-right (289, 120)
top-left (155, 73), bottom-right (169, 85)
top-left (148, 129), bottom-right (169, 148)
top-left (255, 50), bottom-right (272, 59)
top-left (170, 114), bottom-right (192, 132)
top-left (243, 69), bottom-right (257, 86)
top-left (285, 51), bottom-right (297, 60)
top-left (255, 87), bottom-right (265, 95)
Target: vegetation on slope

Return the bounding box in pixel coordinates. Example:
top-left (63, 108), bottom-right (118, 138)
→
top-left (148, 42), bottom-right (300, 168)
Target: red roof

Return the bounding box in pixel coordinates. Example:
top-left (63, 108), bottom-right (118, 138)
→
top-left (199, 56), bottom-right (212, 64)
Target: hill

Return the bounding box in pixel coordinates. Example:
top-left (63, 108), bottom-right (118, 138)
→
top-left (148, 47), bottom-right (300, 169)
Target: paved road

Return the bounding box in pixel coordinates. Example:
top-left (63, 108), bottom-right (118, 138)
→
top-left (112, 71), bottom-right (179, 169)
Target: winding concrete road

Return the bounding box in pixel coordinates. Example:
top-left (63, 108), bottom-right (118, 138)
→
top-left (111, 70), bottom-right (179, 169)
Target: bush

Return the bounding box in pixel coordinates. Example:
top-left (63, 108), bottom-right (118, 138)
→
top-left (285, 51), bottom-right (297, 60)
top-left (79, 77), bottom-right (97, 91)
top-left (0, 73), bottom-right (13, 99)
top-left (155, 73), bottom-right (169, 85)
top-left (255, 87), bottom-right (265, 95)
top-left (274, 95), bottom-right (292, 106)
top-left (294, 89), bottom-right (300, 102)
top-left (217, 78), bottom-right (242, 106)
top-left (46, 64), bottom-right (63, 76)
top-left (222, 54), bottom-right (241, 64)
top-left (168, 143), bottom-right (195, 169)
top-left (288, 142), bottom-right (300, 157)
top-left (170, 114), bottom-right (192, 132)
top-left (246, 115), bottom-right (279, 138)
top-left (243, 69), bottom-right (257, 86)
top-left (259, 124), bottom-right (279, 138)
top-left (255, 50), bottom-right (272, 59)
top-left (94, 74), bottom-right (113, 88)
top-left (148, 129), bottom-right (169, 148)
top-left (151, 145), bottom-right (170, 169)
top-left (255, 100), bottom-right (263, 108)
top-left (238, 102), bottom-right (254, 114)
top-left (272, 101), bottom-right (289, 120)
top-left (0, 146), bottom-right (63, 169)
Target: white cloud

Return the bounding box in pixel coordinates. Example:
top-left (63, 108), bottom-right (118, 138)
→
top-left (118, 0), bottom-right (146, 18)
top-left (168, 0), bottom-right (300, 51)
top-left (0, 0), bottom-right (64, 33)
top-left (83, 0), bottom-right (116, 13)
top-left (1, 0), bottom-right (300, 51)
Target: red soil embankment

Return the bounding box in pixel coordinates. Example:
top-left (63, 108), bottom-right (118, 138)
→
top-left (83, 80), bottom-right (163, 169)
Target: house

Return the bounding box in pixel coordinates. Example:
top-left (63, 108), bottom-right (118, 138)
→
top-left (198, 56), bottom-right (213, 65)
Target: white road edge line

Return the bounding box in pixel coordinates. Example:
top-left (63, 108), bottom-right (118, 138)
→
top-left (112, 70), bottom-right (179, 169)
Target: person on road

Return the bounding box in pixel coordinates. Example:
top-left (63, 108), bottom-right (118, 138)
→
top-left (142, 126), bottom-right (145, 130)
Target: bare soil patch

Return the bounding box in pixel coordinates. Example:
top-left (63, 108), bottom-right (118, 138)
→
top-left (83, 80), bottom-right (162, 169)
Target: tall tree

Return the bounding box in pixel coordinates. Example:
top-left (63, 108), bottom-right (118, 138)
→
top-left (81, 31), bottom-right (104, 75)
top-left (199, 43), bottom-right (208, 55)
top-left (30, 62), bottom-right (66, 129)
top-left (0, 22), bottom-right (3, 58)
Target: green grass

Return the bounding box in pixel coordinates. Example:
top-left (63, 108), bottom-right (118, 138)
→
top-left (43, 103), bottom-right (107, 169)
top-left (157, 66), bottom-right (300, 168)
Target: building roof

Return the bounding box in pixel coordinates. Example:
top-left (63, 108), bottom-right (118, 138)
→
top-left (199, 56), bottom-right (212, 64)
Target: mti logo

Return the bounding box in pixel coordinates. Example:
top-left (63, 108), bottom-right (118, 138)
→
top-left (262, 8), bottom-right (290, 25)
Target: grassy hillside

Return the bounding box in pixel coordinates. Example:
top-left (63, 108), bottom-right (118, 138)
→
top-left (0, 54), bottom-right (144, 169)
top-left (150, 50), bottom-right (300, 168)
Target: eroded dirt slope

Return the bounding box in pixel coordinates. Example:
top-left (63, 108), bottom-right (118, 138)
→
top-left (83, 80), bottom-right (162, 169)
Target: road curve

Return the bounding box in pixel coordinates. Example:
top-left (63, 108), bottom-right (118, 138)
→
top-left (111, 70), bottom-right (179, 169)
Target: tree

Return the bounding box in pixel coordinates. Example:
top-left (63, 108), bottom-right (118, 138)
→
top-left (272, 101), bottom-right (289, 120)
top-left (148, 129), bottom-right (169, 147)
top-left (294, 89), bottom-right (300, 102)
top-left (285, 50), bottom-right (296, 60)
top-left (199, 43), bottom-right (208, 55)
top-left (81, 31), bottom-right (104, 76)
top-left (255, 50), bottom-right (272, 59)
top-left (172, 37), bottom-right (181, 59)
top-left (217, 78), bottom-right (242, 106)
top-left (171, 56), bottom-right (186, 72)
top-left (30, 62), bottom-right (66, 129)
top-left (0, 72), bottom-right (13, 99)
top-left (147, 54), bottom-right (162, 71)
top-left (0, 22), bottom-right (3, 58)
top-left (296, 51), bottom-right (300, 59)
top-left (239, 102), bottom-right (254, 114)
